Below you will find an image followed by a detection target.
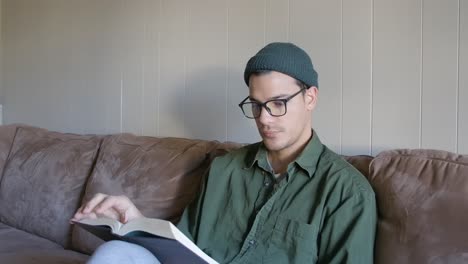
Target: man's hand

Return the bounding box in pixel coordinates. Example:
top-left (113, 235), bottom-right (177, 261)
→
top-left (71, 193), bottom-right (144, 224)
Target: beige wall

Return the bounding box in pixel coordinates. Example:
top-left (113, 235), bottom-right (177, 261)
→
top-left (0, 0), bottom-right (2, 125)
top-left (0, 0), bottom-right (3, 106)
top-left (2, 0), bottom-right (467, 155)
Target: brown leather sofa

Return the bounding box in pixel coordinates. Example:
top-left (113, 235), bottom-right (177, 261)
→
top-left (0, 124), bottom-right (467, 264)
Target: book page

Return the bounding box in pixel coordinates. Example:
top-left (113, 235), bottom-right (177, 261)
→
top-left (76, 217), bottom-right (123, 233)
top-left (119, 217), bottom-right (175, 239)
top-left (168, 224), bottom-right (218, 264)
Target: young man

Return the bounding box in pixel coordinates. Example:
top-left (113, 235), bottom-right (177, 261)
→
top-left (72, 42), bottom-right (377, 264)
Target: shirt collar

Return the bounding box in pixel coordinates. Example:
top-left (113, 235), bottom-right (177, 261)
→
top-left (244, 130), bottom-right (324, 178)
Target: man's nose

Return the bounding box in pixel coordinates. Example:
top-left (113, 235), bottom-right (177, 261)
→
top-left (257, 106), bottom-right (273, 124)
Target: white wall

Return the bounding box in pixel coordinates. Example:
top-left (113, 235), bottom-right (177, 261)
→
top-left (2, 0), bottom-right (467, 155)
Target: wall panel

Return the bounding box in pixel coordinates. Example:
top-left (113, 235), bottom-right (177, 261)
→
top-left (94, 0), bottom-right (127, 135)
top-left (372, 0), bottom-right (422, 154)
top-left (66, 0), bottom-right (122, 134)
top-left (459, 0), bottom-right (468, 154)
top-left (266, 0), bottom-right (289, 43)
top-left (0, 0), bottom-right (3, 107)
top-left (141, 0), bottom-right (161, 136)
top-left (226, 0), bottom-right (264, 143)
top-left (185, 0), bottom-right (228, 141)
top-left (4, 0), bottom-right (71, 131)
top-left (119, 0), bottom-right (146, 135)
top-left (421, 0), bottom-right (459, 152)
top-left (159, 0), bottom-right (187, 138)
top-left (290, 0), bottom-right (342, 153)
top-left (342, 0), bottom-right (372, 155)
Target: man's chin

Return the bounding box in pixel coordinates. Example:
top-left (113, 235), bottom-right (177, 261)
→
top-left (262, 139), bottom-right (283, 151)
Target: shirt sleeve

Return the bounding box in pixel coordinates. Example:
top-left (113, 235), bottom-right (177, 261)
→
top-left (317, 190), bottom-right (377, 264)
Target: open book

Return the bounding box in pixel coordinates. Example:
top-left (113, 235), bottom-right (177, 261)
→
top-left (73, 217), bottom-right (218, 264)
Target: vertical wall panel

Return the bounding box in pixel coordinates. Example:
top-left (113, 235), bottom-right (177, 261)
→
top-left (141, 0), bottom-right (161, 136)
top-left (67, 0), bottom-right (123, 135)
top-left (226, 0), bottom-right (264, 143)
top-left (185, 0), bottom-right (227, 141)
top-left (4, 0), bottom-right (72, 132)
top-left (3, 0), bottom-right (34, 126)
top-left (37, 0), bottom-right (73, 132)
top-left (159, 0), bottom-right (187, 138)
top-left (459, 0), bottom-right (468, 154)
top-left (66, 0), bottom-right (94, 134)
top-left (93, 0), bottom-right (125, 135)
top-left (290, 0), bottom-right (342, 153)
top-left (342, 0), bottom-right (372, 155)
top-left (120, 0), bottom-right (146, 135)
top-left (421, 0), bottom-right (459, 152)
top-left (0, 0), bottom-right (3, 106)
top-left (42, 0), bottom-right (73, 132)
top-left (266, 0), bottom-right (289, 43)
top-left (372, 0), bottom-right (422, 154)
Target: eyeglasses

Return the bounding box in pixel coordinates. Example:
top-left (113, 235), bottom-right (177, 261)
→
top-left (238, 88), bottom-right (305, 119)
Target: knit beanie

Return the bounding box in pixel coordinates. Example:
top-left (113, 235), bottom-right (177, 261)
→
top-left (244, 42), bottom-right (318, 88)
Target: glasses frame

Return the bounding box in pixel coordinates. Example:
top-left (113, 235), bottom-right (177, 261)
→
top-left (238, 88), bottom-right (306, 119)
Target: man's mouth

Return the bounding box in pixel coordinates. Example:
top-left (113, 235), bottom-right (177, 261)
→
top-left (262, 130), bottom-right (278, 138)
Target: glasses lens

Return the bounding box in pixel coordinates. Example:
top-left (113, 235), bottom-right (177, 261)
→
top-left (241, 102), bottom-right (261, 118)
top-left (265, 100), bottom-right (286, 116)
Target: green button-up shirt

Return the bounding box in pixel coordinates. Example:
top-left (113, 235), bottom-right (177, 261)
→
top-left (177, 132), bottom-right (377, 264)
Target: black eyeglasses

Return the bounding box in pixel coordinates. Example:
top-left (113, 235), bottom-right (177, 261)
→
top-left (238, 88), bottom-right (305, 119)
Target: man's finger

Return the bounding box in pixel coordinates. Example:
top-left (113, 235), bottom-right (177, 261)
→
top-left (70, 211), bottom-right (98, 223)
top-left (98, 208), bottom-right (121, 221)
top-left (82, 193), bottom-right (107, 214)
top-left (95, 196), bottom-right (125, 215)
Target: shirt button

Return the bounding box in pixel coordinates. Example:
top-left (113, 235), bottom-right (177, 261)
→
top-left (248, 239), bottom-right (256, 246)
top-left (264, 181), bottom-right (270, 187)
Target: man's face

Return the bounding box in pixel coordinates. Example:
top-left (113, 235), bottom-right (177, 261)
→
top-left (248, 71), bottom-right (317, 153)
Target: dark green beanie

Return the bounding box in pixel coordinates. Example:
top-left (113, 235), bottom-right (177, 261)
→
top-left (244, 42), bottom-right (318, 88)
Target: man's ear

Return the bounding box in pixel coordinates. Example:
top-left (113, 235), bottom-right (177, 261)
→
top-left (305, 86), bottom-right (318, 111)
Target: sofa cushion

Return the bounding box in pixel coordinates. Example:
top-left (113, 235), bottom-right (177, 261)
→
top-left (0, 124), bottom-right (17, 182)
top-left (72, 134), bottom-right (218, 254)
top-left (0, 126), bottom-right (101, 248)
top-left (0, 222), bottom-right (62, 253)
top-left (0, 223), bottom-right (87, 264)
top-left (0, 223), bottom-right (88, 264)
top-left (0, 249), bottom-right (88, 264)
top-left (369, 149), bottom-right (468, 264)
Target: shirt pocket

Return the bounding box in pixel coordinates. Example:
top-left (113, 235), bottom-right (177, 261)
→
top-left (264, 216), bottom-right (318, 263)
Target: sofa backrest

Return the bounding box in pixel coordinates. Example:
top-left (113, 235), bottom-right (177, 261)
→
top-left (343, 155), bottom-right (373, 178)
top-left (71, 134), bottom-right (237, 254)
top-left (0, 125), bottom-right (102, 248)
top-left (369, 149), bottom-right (468, 264)
top-left (0, 124), bottom-right (17, 183)
top-left (4, 124), bottom-right (467, 262)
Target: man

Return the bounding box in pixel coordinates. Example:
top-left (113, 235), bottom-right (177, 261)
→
top-left (72, 42), bottom-right (377, 264)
